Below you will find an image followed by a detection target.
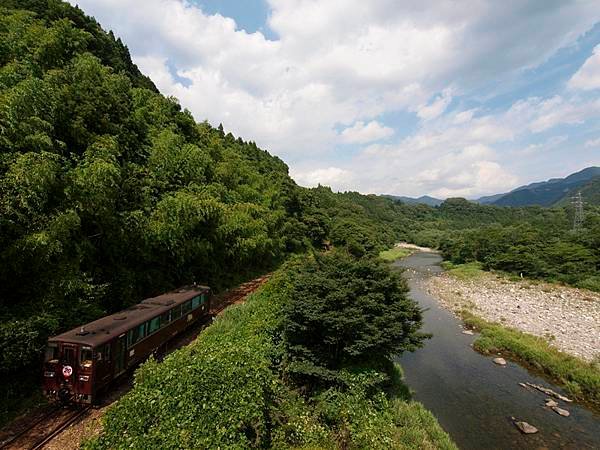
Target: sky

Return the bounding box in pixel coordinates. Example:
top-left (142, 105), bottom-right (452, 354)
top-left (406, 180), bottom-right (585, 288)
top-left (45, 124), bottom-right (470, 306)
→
top-left (68, 0), bottom-right (600, 198)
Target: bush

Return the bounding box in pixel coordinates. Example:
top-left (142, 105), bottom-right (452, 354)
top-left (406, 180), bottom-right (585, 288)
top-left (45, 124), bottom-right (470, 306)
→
top-left (282, 252), bottom-right (427, 387)
top-left (87, 276), bottom-right (287, 449)
top-left (88, 260), bottom-right (454, 449)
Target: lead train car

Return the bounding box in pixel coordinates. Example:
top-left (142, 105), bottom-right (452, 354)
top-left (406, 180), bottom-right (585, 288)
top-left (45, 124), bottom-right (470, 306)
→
top-left (43, 285), bottom-right (211, 404)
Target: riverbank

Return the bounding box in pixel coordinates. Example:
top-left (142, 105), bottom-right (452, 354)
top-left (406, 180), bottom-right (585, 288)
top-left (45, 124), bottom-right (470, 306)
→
top-left (396, 252), bottom-right (600, 449)
top-left (379, 241), bottom-right (436, 262)
top-left (426, 267), bottom-right (600, 362)
top-left (426, 264), bottom-right (600, 408)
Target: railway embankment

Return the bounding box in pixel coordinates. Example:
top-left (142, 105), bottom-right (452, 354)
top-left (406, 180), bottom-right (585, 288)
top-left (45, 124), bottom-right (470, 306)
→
top-left (83, 257), bottom-right (456, 449)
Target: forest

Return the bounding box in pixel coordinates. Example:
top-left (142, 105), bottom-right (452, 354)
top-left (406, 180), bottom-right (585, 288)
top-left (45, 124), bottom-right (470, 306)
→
top-left (1, 0), bottom-right (599, 428)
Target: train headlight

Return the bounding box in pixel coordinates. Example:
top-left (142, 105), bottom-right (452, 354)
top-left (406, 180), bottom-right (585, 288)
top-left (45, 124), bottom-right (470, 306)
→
top-left (79, 375), bottom-right (89, 382)
top-left (44, 371), bottom-right (55, 377)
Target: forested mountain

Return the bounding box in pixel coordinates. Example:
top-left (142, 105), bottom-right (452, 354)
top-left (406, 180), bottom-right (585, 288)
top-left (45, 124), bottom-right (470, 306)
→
top-left (554, 176), bottom-right (600, 207)
top-left (1, 0), bottom-right (600, 427)
top-left (477, 166), bottom-right (600, 207)
top-left (0, 0), bottom-right (422, 420)
top-left (384, 194), bottom-right (444, 206)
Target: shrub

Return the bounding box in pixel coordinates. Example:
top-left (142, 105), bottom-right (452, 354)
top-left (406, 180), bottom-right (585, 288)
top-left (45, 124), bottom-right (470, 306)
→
top-left (282, 252), bottom-right (427, 388)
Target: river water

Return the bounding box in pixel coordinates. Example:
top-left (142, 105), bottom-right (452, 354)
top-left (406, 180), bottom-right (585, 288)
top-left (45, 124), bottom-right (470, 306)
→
top-left (394, 252), bottom-right (600, 450)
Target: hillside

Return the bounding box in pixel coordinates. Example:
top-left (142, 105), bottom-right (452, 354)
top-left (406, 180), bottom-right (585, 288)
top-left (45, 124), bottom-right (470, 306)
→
top-left (385, 194), bottom-right (444, 206)
top-left (477, 167), bottom-right (600, 207)
top-left (554, 176), bottom-right (600, 207)
top-left (0, 0), bottom-right (428, 423)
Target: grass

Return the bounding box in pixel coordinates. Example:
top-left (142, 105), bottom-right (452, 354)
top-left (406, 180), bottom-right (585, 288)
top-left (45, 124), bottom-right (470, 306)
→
top-left (461, 311), bottom-right (600, 410)
top-left (379, 247), bottom-right (412, 262)
top-left (441, 261), bottom-right (484, 280)
top-left (390, 400), bottom-right (457, 450)
top-left (87, 267), bottom-right (456, 449)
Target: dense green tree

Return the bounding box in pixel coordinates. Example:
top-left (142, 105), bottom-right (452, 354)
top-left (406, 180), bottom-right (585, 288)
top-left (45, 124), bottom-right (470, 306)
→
top-left (282, 252), bottom-right (426, 387)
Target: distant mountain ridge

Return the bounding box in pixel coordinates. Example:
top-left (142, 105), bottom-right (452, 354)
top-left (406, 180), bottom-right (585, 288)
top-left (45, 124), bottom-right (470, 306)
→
top-left (384, 195), bottom-right (444, 206)
top-left (476, 166), bottom-right (600, 207)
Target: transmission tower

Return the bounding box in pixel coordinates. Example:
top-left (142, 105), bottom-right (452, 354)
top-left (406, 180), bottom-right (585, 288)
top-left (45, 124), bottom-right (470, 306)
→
top-left (571, 191), bottom-right (584, 230)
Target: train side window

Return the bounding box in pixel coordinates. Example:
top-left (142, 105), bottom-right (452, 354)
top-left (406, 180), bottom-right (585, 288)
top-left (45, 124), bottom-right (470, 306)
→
top-left (127, 323), bottom-right (147, 347)
top-left (45, 343), bottom-right (58, 363)
top-left (105, 343), bottom-right (111, 360)
top-left (182, 300), bottom-right (192, 314)
top-left (201, 294), bottom-right (206, 304)
top-left (191, 296), bottom-right (200, 309)
top-left (171, 305), bottom-right (182, 320)
top-left (148, 316), bottom-right (160, 334)
top-left (80, 346), bottom-right (93, 368)
top-left (161, 311), bottom-right (171, 326)
top-left (127, 327), bottom-right (137, 347)
top-left (139, 323), bottom-right (147, 340)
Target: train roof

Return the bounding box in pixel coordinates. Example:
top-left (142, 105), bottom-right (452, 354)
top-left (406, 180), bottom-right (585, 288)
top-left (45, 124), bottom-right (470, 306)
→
top-left (49, 285), bottom-right (210, 347)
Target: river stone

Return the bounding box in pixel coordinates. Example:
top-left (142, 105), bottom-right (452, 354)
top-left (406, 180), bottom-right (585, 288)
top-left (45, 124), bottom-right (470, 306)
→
top-left (493, 357), bottom-right (507, 366)
top-left (514, 421), bottom-right (539, 434)
top-left (462, 330), bottom-right (474, 335)
top-left (552, 406), bottom-right (570, 417)
top-left (545, 399), bottom-right (558, 407)
top-left (525, 382), bottom-right (573, 403)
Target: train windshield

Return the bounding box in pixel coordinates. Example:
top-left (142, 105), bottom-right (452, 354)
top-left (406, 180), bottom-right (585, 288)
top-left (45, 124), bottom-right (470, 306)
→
top-left (45, 343), bottom-right (59, 363)
top-left (63, 346), bottom-right (76, 366)
top-left (80, 346), bottom-right (93, 369)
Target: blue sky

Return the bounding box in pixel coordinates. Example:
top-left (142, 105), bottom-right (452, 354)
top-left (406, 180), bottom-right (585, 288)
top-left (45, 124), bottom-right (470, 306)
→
top-left (69, 0), bottom-right (600, 198)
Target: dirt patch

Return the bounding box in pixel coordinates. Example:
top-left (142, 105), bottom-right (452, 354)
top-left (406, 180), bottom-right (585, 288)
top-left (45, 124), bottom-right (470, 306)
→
top-left (426, 272), bottom-right (600, 362)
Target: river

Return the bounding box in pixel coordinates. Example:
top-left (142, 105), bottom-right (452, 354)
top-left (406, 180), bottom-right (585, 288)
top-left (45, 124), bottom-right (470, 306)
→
top-left (394, 251), bottom-right (600, 450)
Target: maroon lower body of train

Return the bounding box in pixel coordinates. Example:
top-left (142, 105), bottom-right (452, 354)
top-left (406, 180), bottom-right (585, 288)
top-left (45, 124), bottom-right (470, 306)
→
top-left (43, 285), bottom-right (211, 404)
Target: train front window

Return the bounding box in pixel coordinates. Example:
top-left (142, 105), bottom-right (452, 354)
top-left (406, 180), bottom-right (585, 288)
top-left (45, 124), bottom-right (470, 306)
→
top-left (63, 347), bottom-right (76, 366)
top-left (80, 346), bottom-right (93, 369)
top-left (45, 344), bottom-right (58, 363)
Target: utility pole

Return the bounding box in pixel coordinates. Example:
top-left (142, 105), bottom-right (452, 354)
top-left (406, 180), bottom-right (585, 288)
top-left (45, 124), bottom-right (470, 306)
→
top-left (571, 191), bottom-right (584, 230)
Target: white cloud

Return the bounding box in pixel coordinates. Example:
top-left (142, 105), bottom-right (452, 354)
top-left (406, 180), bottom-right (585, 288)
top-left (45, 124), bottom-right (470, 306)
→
top-left (291, 167), bottom-right (354, 189)
top-left (585, 137), bottom-right (600, 148)
top-left (340, 121), bottom-right (393, 144)
top-left (452, 109), bottom-right (477, 125)
top-left (417, 89), bottom-right (453, 121)
top-left (504, 95), bottom-right (600, 134)
top-left (67, 0), bottom-right (600, 196)
top-left (569, 44), bottom-right (600, 90)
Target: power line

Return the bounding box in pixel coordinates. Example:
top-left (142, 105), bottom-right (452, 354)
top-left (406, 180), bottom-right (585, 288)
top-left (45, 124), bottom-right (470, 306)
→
top-left (571, 191), bottom-right (584, 230)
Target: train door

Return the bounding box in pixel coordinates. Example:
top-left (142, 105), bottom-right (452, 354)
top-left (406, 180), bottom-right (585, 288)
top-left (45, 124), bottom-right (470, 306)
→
top-left (61, 344), bottom-right (77, 379)
top-left (114, 334), bottom-right (127, 376)
top-left (95, 342), bottom-right (113, 385)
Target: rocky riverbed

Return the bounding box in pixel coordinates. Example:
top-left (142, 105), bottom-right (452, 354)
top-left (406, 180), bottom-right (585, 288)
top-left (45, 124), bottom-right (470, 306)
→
top-left (426, 271), bottom-right (600, 362)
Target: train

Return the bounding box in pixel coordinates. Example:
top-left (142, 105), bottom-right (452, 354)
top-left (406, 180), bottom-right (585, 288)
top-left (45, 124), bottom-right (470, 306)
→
top-left (42, 285), bottom-right (211, 404)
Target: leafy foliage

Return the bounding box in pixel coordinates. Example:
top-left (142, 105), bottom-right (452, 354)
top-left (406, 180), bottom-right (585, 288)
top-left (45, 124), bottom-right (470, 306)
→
top-left (282, 252), bottom-right (426, 387)
top-left (87, 260), bottom-right (453, 449)
top-left (0, 0), bottom-right (428, 422)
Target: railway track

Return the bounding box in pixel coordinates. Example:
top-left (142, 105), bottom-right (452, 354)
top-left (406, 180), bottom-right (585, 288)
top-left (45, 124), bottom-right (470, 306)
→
top-left (210, 274), bottom-right (271, 316)
top-left (0, 406), bottom-right (90, 450)
top-left (0, 273), bottom-right (271, 450)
